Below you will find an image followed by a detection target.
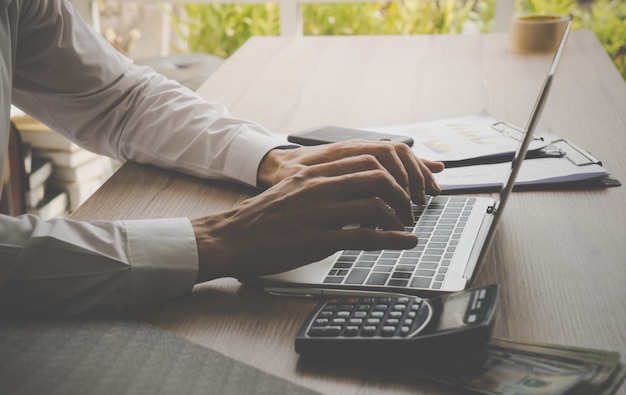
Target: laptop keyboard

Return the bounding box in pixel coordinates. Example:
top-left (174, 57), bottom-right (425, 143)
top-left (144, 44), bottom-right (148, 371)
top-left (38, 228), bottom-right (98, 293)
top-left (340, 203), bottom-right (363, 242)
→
top-left (323, 196), bottom-right (477, 290)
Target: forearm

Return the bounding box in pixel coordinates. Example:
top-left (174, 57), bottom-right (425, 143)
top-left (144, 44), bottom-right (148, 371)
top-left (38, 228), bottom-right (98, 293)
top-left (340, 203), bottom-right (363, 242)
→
top-left (105, 68), bottom-right (290, 186)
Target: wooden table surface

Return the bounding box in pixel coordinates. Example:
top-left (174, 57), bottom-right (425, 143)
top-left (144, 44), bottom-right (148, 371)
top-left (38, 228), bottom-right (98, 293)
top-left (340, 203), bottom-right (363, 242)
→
top-left (71, 30), bottom-right (626, 394)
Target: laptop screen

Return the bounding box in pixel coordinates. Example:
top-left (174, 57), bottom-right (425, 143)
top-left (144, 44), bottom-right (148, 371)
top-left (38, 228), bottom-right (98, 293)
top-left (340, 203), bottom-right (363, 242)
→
top-left (482, 20), bottom-right (572, 253)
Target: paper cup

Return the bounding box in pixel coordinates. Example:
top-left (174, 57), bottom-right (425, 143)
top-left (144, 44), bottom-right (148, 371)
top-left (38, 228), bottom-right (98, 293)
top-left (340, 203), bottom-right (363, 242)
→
top-left (509, 14), bottom-right (569, 53)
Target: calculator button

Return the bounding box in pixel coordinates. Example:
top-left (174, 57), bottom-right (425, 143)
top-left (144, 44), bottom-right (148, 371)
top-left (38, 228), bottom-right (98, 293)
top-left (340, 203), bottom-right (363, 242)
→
top-left (381, 326), bottom-right (397, 336)
top-left (325, 326), bottom-right (342, 335)
top-left (344, 326), bottom-right (360, 336)
top-left (308, 326), bottom-right (342, 337)
top-left (361, 326), bottom-right (377, 336)
top-left (308, 327), bottom-right (325, 336)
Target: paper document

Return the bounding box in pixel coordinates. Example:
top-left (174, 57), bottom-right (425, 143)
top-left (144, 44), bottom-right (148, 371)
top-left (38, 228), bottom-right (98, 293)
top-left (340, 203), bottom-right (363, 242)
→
top-left (367, 112), bottom-right (613, 192)
top-left (369, 112), bottom-right (548, 165)
top-left (435, 157), bottom-right (609, 192)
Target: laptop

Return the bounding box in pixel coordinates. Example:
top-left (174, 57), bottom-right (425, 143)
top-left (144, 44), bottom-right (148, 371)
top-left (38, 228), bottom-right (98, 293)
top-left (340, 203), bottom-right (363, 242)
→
top-left (245, 22), bottom-right (572, 298)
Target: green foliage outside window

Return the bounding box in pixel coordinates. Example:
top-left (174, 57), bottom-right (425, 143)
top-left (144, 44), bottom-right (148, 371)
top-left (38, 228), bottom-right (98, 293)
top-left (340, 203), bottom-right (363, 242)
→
top-left (514, 0), bottom-right (579, 15)
top-left (171, 0), bottom-right (625, 80)
top-left (581, 0), bottom-right (626, 79)
top-left (301, 0), bottom-right (476, 35)
top-left (170, 3), bottom-right (279, 57)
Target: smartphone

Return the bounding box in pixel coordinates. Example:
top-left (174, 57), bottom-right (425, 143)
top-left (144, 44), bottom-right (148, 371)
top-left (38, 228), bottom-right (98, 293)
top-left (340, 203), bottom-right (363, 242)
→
top-left (295, 284), bottom-right (498, 358)
top-left (288, 125), bottom-right (414, 147)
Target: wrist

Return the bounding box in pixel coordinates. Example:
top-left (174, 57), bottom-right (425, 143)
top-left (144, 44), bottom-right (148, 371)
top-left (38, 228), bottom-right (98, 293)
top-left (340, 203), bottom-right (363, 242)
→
top-left (257, 145), bottom-right (300, 188)
top-left (191, 211), bottom-right (234, 283)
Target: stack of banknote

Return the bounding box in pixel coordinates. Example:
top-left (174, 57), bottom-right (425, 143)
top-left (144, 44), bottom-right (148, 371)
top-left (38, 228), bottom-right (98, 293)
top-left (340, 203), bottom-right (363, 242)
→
top-left (402, 338), bottom-right (625, 394)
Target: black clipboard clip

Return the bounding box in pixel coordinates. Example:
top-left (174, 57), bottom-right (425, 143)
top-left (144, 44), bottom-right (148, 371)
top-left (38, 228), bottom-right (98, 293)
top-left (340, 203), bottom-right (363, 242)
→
top-left (548, 138), bottom-right (603, 166)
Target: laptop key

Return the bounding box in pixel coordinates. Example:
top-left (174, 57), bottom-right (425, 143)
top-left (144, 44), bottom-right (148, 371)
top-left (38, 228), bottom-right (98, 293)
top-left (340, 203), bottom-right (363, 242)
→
top-left (333, 262), bottom-right (353, 269)
top-left (337, 255), bottom-right (358, 262)
top-left (410, 277), bottom-right (432, 288)
top-left (396, 265), bottom-right (416, 272)
top-left (415, 269), bottom-right (435, 277)
top-left (419, 262), bottom-right (438, 269)
top-left (367, 272), bottom-right (390, 285)
top-left (377, 258), bottom-right (397, 266)
top-left (388, 279), bottom-right (409, 287)
top-left (345, 269), bottom-right (369, 284)
top-left (323, 276), bottom-right (344, 284)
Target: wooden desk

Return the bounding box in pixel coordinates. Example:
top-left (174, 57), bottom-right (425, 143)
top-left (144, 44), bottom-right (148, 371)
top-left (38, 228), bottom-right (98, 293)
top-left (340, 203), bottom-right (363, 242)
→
top-left (71, 31), bottom-right (626, 394)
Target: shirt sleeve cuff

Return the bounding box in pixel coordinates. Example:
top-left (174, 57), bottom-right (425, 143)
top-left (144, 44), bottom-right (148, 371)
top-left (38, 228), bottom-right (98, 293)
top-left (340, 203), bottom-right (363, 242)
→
top-left (222, 129), bottom-right (293, 187)
top-left (123, 218), bottom-right (198, 305)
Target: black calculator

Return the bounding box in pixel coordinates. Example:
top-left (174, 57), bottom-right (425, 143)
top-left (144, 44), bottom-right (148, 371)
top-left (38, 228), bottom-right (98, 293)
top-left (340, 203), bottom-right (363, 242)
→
top-left (295, 284), bottom-right (498, 357)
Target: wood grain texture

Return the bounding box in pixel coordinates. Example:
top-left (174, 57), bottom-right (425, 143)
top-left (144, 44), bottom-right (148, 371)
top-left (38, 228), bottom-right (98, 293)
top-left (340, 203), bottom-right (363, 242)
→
top-left (71, 31), bottom-right (626, 394)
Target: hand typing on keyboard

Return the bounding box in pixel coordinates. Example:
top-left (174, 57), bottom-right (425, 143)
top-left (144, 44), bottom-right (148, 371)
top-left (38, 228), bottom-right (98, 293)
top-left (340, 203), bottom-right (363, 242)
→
top-left (193, 152), bottom-right (443, 282)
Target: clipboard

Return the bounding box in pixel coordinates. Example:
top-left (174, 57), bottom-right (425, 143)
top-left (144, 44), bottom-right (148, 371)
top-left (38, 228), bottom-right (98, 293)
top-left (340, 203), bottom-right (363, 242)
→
top-left (366, 112), bottom-right (620, 190)
top-left (548, 138), bottom-right (603, 166)
top-left (490, 121), bottom-right (603, 166)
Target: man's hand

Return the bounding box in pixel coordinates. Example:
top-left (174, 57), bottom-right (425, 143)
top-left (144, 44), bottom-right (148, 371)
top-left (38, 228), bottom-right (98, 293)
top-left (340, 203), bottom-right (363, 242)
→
top-left (257, 140), bottom-right (445, 205)
top-left (192, 155), bottom-right (419, 283)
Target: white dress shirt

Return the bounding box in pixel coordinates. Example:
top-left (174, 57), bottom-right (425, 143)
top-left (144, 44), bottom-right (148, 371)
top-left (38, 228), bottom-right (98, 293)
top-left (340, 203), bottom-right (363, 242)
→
top-left (0, 0), bottom-right (289, 317)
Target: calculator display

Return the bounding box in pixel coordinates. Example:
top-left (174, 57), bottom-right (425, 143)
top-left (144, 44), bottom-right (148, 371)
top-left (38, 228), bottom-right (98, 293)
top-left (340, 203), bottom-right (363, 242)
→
top-left (434, 286), bottom-right (493, 332)
top-left (434, 292), bottom-right (472, 331)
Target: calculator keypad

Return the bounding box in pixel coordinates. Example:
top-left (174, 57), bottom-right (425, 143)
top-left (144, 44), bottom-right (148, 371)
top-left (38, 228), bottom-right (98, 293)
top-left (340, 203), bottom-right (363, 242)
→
top-left (306, 296), bottom-right (431, 338)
